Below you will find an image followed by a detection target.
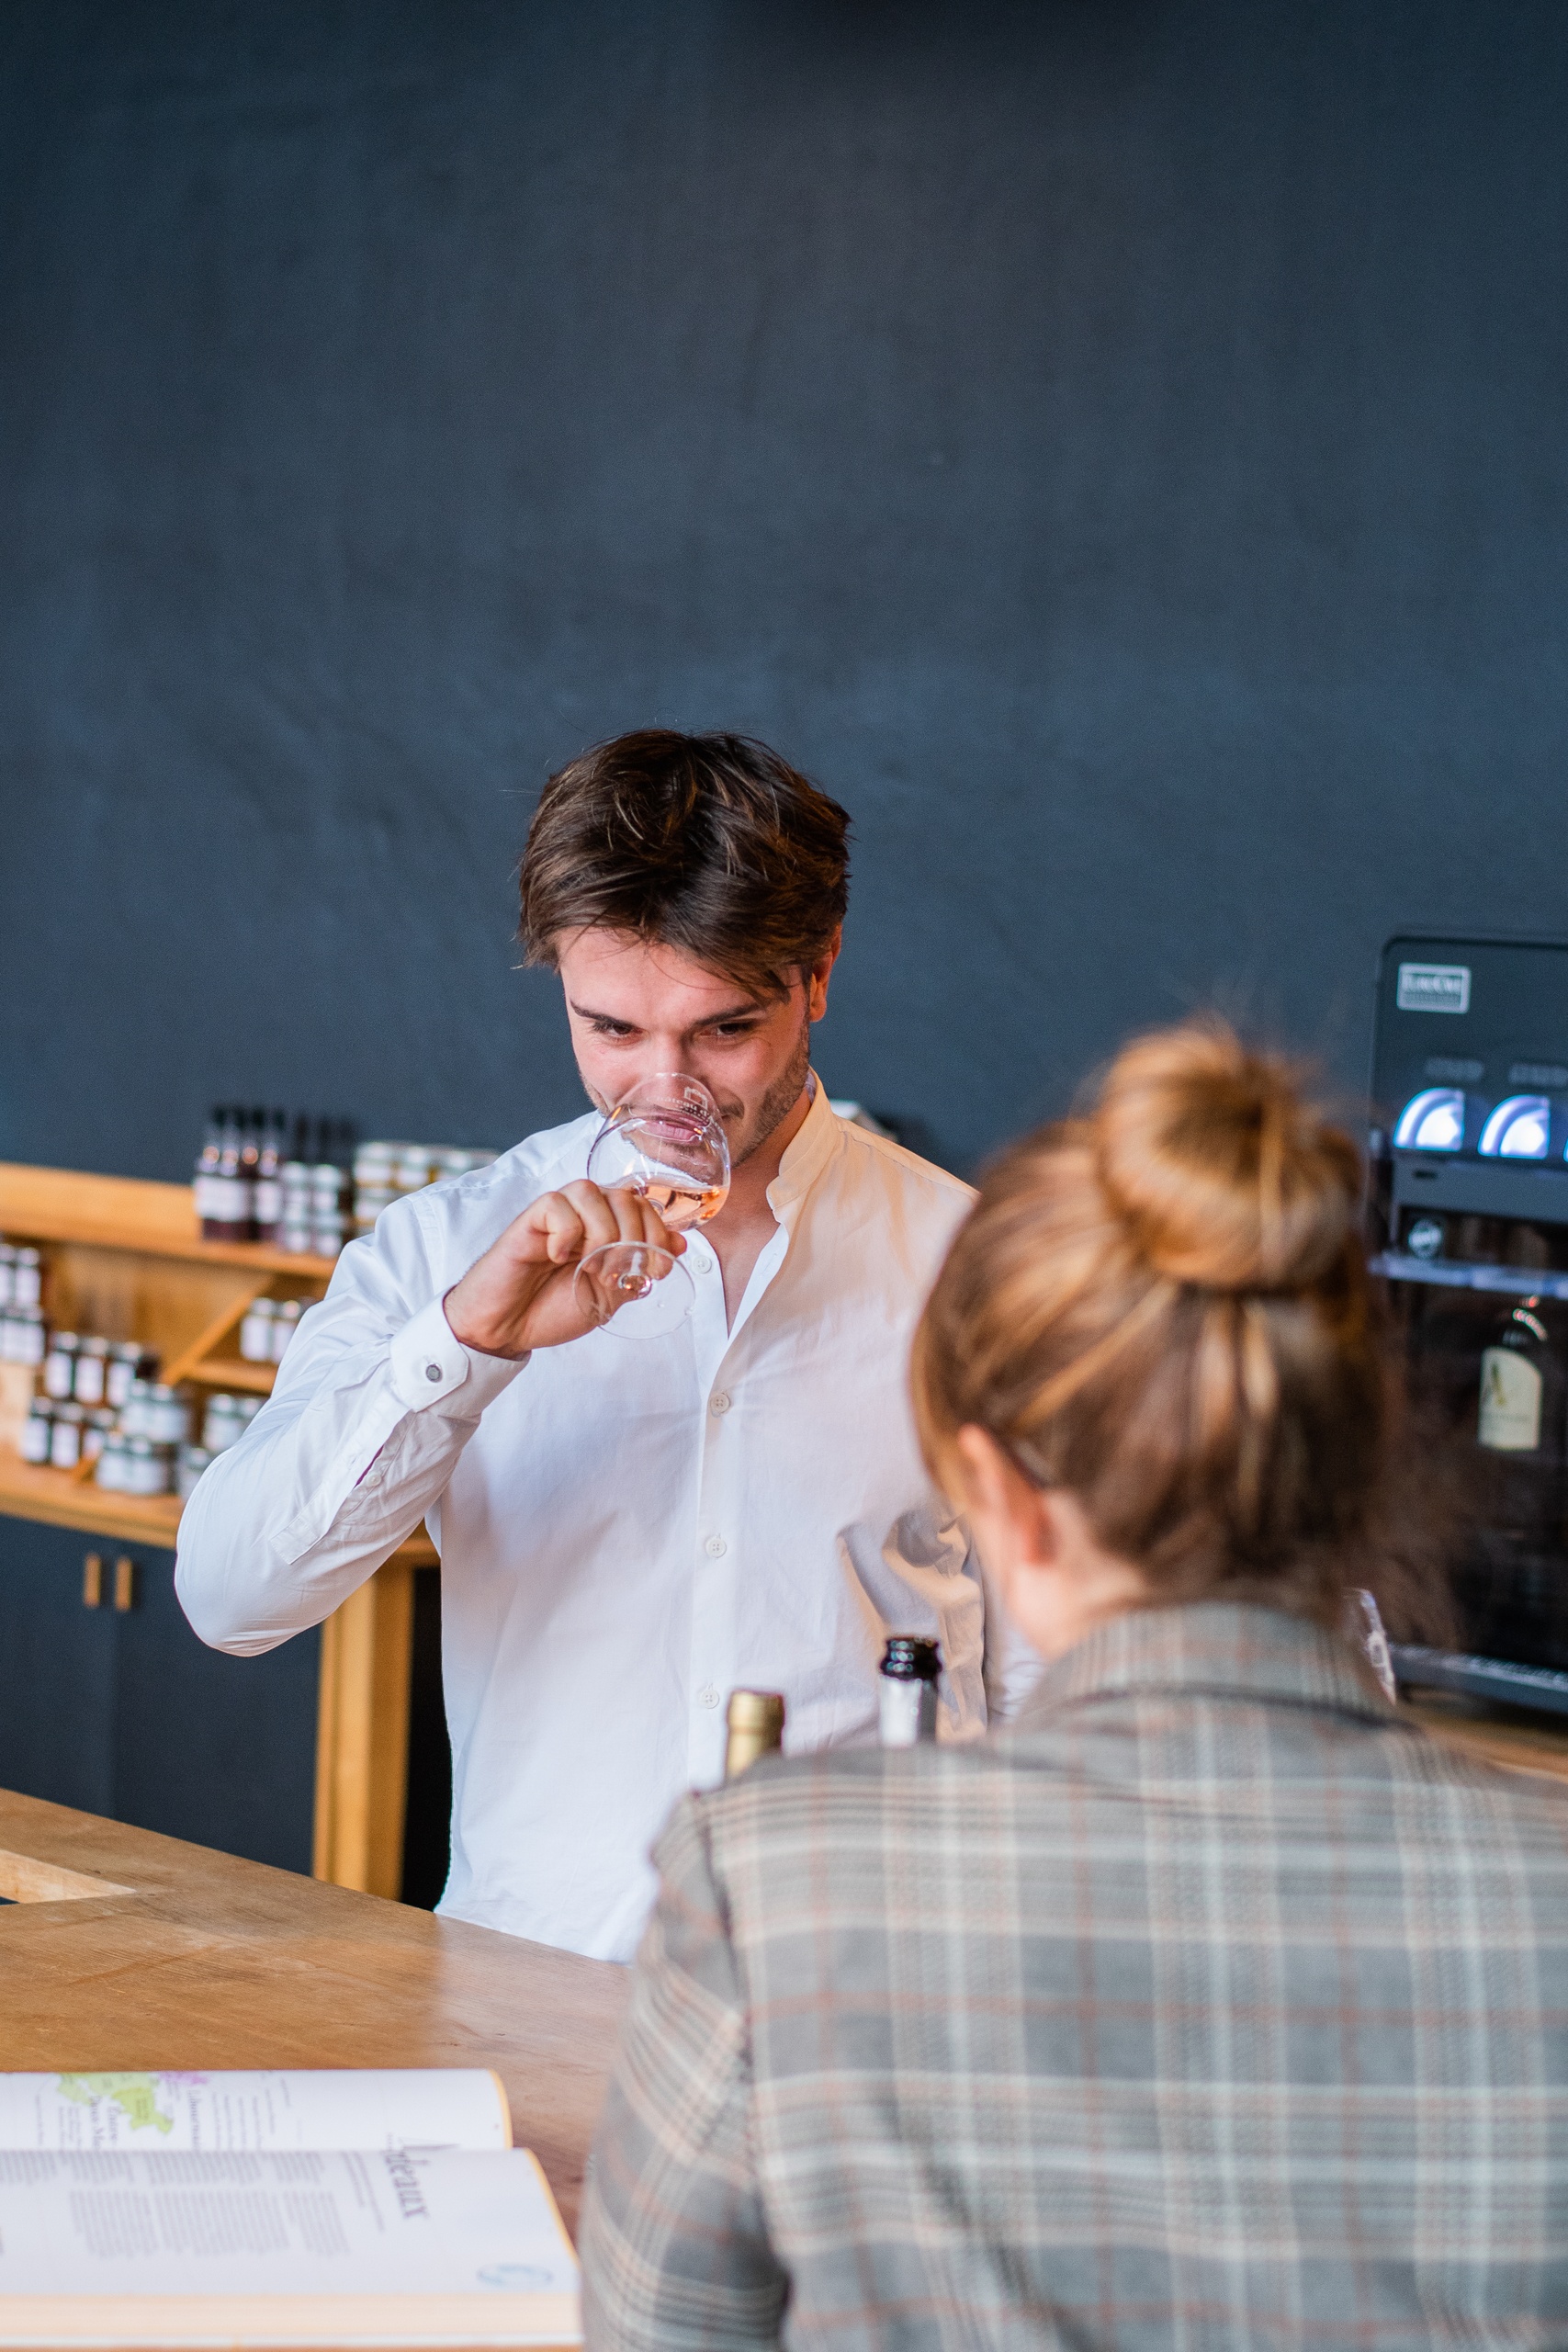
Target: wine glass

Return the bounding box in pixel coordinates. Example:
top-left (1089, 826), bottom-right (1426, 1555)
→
top-left (572, 1076), bottom-right (731, 1337)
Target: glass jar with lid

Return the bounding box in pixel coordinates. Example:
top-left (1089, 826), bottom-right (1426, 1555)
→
top-left (42, 1333), bottom-right (79, 1401)
top-left (82, 1408), bottom-right (116, 1464)
top-left (122, 1436), bottom-right (173, 1496)
top-left (240, 1297), bottom-right (276, 1362)
top-left (20, 1396), bottom-right (53, 1464)
top-left (106, 1342), bottom-right (152, 1410)
top-left (48, 1401), bottom-right (85, 1469)
top-left (176, 1442), bottom-right (213, 1502)
top-left (11, 1249), bottom-right (42, 1310)
top-left (73, 1335), bottom-right (109, 1406)
top-left (15, 1308), bottom-right (45, 1366)
top-left (202, 1392), bottom-right (251, 1453)
top-left (271, 1300), bottom-right (304, 1362)
top-left (122, 1380), bottom-right (190, 1447)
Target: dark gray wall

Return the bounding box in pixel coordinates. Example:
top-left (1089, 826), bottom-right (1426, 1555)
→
top-left (2, 1), bottom-right (1565, 1180)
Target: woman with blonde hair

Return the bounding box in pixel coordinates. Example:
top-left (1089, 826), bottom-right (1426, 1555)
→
top-left (584, 1021), bottom-right (1568, 2352)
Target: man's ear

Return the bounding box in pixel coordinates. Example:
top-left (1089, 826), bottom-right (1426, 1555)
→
top-left (805, 928), bottom-right (842, 1021)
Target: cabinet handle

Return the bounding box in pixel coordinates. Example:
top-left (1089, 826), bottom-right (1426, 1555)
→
top-left (82, 1553), bottom-right (103, 1609)
top-left (113, 1556), bottom-right (136, 1612)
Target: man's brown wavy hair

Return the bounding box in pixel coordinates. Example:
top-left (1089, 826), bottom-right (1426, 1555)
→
top-left (518, 730), bottom-right (850, 999)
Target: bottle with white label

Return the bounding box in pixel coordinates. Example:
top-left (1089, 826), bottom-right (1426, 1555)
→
top-left (878, 1637), bottom-right (942, 1747)
top-left (253, 1109), bottom-right (287, 1243)
top-left (1476, 1296), bottom-right (1565, 1549)
top-left (194, 1107), bottom-right (225, 1237)
top-left (198, 1107), bottom-right (254, 1243)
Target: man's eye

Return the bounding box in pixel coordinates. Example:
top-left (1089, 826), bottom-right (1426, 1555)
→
top-left (712, 1022), bottom-right (758, 1038)
top-left (592, 1021), bottom-right (637, 1037)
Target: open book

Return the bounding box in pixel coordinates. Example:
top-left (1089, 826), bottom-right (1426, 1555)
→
top-left (0, 2071), bottom-right (580, 2347)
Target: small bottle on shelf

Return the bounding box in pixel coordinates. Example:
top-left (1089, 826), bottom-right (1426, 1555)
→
top-left (11, 1249), bottom-right (42, 1310)
top-left (194, 1108), bottom-right (221, 1235)
top-left (202, 1108), bottom-right (254, 1244)
top-left (253, 1109), bottom-right (287, 1243)
top-left (237, 1110), bottom-right (264, 1240)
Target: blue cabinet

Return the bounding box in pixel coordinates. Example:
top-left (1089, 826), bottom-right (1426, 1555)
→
top-left (0, 1514), bottom-right (319, 1873)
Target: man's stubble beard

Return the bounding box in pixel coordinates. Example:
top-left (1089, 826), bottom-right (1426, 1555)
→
top-left (720, 1007), bottom-right (813, 1170)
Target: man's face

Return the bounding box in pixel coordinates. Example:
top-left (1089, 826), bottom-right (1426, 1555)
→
top-left (554, 927), bottom-right (838, 1168)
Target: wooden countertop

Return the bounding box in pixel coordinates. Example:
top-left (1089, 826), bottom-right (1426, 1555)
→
top-left (0, 1788), bottom-right (628, 2236)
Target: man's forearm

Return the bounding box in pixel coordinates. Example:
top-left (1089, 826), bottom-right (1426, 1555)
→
top-left (175, 1296), bottom-right (524, 1654)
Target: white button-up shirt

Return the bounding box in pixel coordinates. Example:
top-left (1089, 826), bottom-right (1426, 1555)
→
top-left (176, 1083), bottom-right (1021, 1960)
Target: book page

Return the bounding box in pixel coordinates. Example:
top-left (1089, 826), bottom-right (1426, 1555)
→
top-left (0, 2147), bottom-right (579, 2346)
top-left (0, 2071), bottom-right (511, 2154)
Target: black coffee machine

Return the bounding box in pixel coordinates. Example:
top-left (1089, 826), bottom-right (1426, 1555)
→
top-left (1369, 934), bottom-right (1568, 1713)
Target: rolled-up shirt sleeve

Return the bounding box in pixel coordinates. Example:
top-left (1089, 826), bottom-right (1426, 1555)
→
top-left (175, 1196), bottom-right (525, 1657)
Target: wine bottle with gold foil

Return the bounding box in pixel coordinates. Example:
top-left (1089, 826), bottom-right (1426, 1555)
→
top-left (724, 1690), bottom-right (785, 1780)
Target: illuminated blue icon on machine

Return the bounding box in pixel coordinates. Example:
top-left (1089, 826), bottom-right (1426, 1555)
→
top-left (1392, 1087), bottom-right (1465, 1152)
top-left (1477, 1094), bottom-right (1551, 1159)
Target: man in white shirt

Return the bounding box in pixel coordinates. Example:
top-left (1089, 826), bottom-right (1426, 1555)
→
top-left (176, 729), bottom-right (1010, 1962)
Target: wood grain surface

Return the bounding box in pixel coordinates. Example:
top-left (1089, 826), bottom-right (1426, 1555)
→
top-left (0, 1788), bottom-right (629, 2235)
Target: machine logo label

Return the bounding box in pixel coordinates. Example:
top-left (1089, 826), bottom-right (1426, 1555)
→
top-left (1397, 962), bottom-right (1471, 1015)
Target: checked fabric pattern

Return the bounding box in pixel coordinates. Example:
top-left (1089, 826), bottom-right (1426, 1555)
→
top-left (582, 1603), bottom-right (1568, 2352)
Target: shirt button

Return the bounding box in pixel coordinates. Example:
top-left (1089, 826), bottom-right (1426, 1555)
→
top-left (697, 1685), bottom-right (720, 1709)
top-left (710, 1391), bottom-right (731, 1416)
top-left (704, 1533), bottom-right (727, 1557)
top-left (425, 1363), bottom-right (444, 1384)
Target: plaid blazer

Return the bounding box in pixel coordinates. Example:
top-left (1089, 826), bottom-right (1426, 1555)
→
top-left (582, 1603), bottom-right (1568, 2352)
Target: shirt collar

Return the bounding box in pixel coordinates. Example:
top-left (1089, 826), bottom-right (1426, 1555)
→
top-left (764, 1070), bottom-right (841, 1218)
top-left (1014, 1600), bottom-right (1396, 1731)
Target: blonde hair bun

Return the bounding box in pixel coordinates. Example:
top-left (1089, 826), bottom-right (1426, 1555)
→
top-left (1093, 1021), bottom-right (1360, 1295)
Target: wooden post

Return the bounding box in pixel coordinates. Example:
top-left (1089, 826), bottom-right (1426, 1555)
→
top-left (311, 1559), bottom-right (416, 1899)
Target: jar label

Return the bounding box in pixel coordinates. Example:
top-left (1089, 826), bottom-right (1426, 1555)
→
top-left (1478, 1347), bottom-right (1543, 1452)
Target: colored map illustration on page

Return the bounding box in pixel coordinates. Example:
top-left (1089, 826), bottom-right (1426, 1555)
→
top-left (0, 2069), bottom-right (511, 2154)
top-left (56, 2074), bottom-right (178, 2135)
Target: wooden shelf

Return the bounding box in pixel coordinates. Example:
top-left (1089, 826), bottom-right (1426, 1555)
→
top-left (0, 1453), bottom-right (436, 1567)
top-left (0, 1162), bottom-right (339, 1278)
top-left (0, 1454), bottom-right (183, 1544)
top-left (183, 1357), bottom-right (276, 1394)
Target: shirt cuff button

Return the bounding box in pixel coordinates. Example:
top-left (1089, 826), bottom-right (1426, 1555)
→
top-left (426, 1363), bottom-right (444, 1383)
